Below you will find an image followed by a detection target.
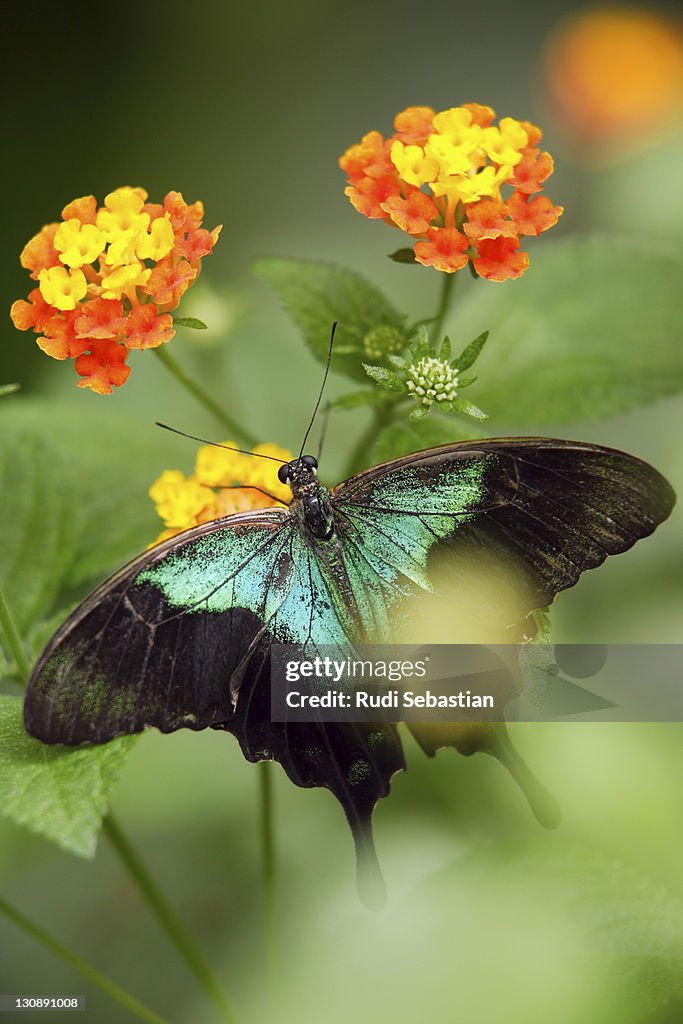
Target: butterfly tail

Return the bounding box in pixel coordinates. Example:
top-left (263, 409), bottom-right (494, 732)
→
top-left (486, 725), bottom-right (561, 829)
top-left (351, 819), bottom-right (387, 911)
top-left (409, 721), bottom-right (561, 830)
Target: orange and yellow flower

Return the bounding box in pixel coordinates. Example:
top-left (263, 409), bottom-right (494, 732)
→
top-left (149, 442), bottom-right (292, 546)
top-left (340, 104), bottom-right (562, 281)
top-left (10, 187), bottom-right (221, 394)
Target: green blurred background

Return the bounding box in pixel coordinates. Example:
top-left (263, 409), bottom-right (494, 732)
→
top-left (2, 1), bottom-right (683, 1021)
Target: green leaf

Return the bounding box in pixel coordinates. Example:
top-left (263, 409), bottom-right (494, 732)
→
top-left (373, 415), bottom-right (486, 464)
top-left (0, 608), bottom-right (72, 688)
top-left (362, 364), bottom-right (406, 393)
top-left (253, 257), bottom-right (405, 382)
top-left (453, 398), bottom-right (488, 420)
top-left (0, 383), bottom-right (20, 398)
top-left (0, 401), bottom-right (173, 594)
top-left (408, 325), bottom-right (430, 361)
top-left (439, 336), bottom-right (452, 360)
top-left (388, 248), bottom-right (417, 264)
top-left (331, 390), bottom-right (392, 411)
top-left (409, 405), bottom-right (429, 421)
top-left (0, 695), bottom-right (135, 856)
top-left (453, 330), bottom-right (489, 372)
top-left (454, 236), bottom-right (683, 423)
top-left (172, 316), bottom-right (208, 330)
top-left (0, 433), bottom-right (83, 635)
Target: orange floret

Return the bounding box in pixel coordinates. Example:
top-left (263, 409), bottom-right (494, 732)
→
top-left (144, 257), bottom-right (197, 309)
top-left (463, 199), bottom-right (517, 241)
top-left (20, 224), bottom-right (60, 279)
top-left (393, 106), bottom-right (436, 145)
top-left (124, 304), bottom-right (175, 350)
top-left (507, 192), bottom-right (564, 235)
top-left (74, 298), bottom-right (126, 339)
top-left (473, 237), bottom-right (530, 281)
top-left (414, 228), bottom-right (469, 273)
top-left (381, 189), bottom-right (439, 234)
top-left (75, 339), bottom-right (130, 394)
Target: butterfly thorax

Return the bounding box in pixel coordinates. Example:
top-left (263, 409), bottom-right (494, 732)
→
top-left (279, 456), bottom-right (335, 542)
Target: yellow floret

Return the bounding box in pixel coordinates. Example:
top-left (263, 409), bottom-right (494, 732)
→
top-left (54, 219), bottom-right (106, 268)
top-left (38, 265), bottom-right (88, 311)
top-left (100, 262), bottom-right (151, 300)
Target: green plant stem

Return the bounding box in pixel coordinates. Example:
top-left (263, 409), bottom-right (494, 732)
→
top-left (0, 578), bottom-right (30, 683)
top-left (258, 762), bottom-right (279, 993)
top-left (430, 272), bottom-right (458, 346)
top-left (342, 403), bottom-right (394, 478)
top-left (0, 895), bottom-right (172, 1024)
top-left (102, 816), bottom-right (239, 1024)
top-left (153, 347), bottom-right (257, 447)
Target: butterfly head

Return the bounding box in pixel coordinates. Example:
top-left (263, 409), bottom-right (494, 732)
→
top-left (278, 455), bottom-right (318, 495)
top-left (279, 455), bottom-right (335, 539)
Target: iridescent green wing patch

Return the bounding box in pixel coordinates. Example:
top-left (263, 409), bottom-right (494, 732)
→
top-left (333, 449), bottom-right (491, 590)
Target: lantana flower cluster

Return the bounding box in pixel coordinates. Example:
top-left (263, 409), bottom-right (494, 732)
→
top-left (10, 187), bottom-right (221, 394)
top-left (149, 441), bottom-right (292, 546)
top-left (340, 103), bottom-right (562, 281)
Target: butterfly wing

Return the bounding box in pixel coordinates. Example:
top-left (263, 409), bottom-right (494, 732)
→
top-left (214, 524), bottom-right (405, 904)
top-left (332, 437), bottom-right (675, 777)
top-left (333, 437), bottom-right (675, 617)
top-left (25, 506), bottom-right (404, 899)
top-left (25, 508), bottom-right (294, 744)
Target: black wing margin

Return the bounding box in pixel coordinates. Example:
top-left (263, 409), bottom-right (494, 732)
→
top-left (334, 437), bottom-right (675, 614)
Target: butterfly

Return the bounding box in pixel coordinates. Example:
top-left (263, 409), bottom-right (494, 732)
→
top-left (24, 419), bottom-right (675, 902)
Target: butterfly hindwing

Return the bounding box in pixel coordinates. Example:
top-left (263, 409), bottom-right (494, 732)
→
top-left (332, 437), bottom-right (675, 791)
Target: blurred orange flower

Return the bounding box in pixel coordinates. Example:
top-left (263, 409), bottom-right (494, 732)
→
top-left (10, 187), bottom-right (221, 394)
top-left (545, 7), bottom-right (683, 154)
top-left (340, 104), bottom-right (562, 282)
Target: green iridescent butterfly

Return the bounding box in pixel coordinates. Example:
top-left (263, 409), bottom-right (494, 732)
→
top-left (25, 405), bottom-right (675, 900)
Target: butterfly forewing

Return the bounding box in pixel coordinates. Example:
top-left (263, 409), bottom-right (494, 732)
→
top-left (25, 509), bottom-right (293, 744)
top-left (333, 438), bottom-right (675, 615)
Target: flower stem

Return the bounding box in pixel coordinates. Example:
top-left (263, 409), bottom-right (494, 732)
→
top-left (430, 272), bottom-right (458, 346)
top-left (153, 347), bottom-right (257, 447)
top-left (258, 762), bottom-right (279, 994)
top-left (341, 403), bottom-right (394, 479)
top-left (0, 895), bottom-right (172, 1024)
top-left (102, 816), bottom-right (240, 1024)
top-left (0, 578), bottom-right (30, 683)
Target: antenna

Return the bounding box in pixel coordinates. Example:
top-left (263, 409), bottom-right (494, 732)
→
top-left (155, 423), bottom-right (288, 465)
top-left (298, 322), bottom-right (337, 458)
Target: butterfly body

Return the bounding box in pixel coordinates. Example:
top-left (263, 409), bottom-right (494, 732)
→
top-left (24, 437), bottom-right (675, 901)
top-left (283, 457), bottom-right (336, 542)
